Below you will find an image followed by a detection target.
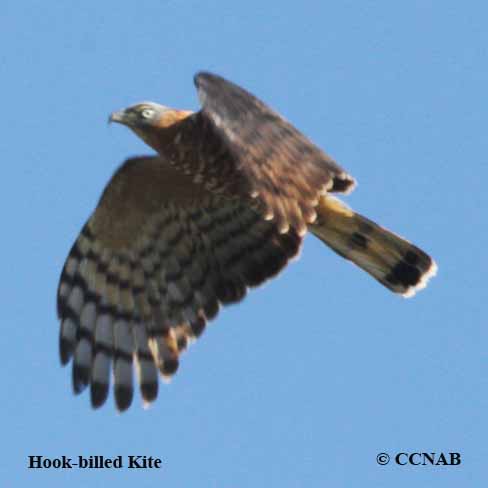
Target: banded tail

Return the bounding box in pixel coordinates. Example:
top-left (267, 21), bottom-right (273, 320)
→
top-left (310, 195), bottom-right (437, 297)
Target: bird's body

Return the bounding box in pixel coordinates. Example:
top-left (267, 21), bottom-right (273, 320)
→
top-left (57, 72), bottom-right (436, 411)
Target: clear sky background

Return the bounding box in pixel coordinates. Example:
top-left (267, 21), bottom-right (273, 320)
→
top-left (1, 1), bottom-right (486, 486)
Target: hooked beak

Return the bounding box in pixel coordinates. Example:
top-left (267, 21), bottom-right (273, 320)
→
top-left (108, 109), bottom-right (129, 125)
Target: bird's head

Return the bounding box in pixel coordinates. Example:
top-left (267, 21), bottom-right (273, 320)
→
top-left (109, 102), bottom-right (193, 150)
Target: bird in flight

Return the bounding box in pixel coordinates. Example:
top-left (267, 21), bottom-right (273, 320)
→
top-left (57, 72), bottom-right (437, 411)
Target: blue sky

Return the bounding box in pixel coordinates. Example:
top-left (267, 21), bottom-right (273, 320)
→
top-left (1, 1), bottom-right (486, 486)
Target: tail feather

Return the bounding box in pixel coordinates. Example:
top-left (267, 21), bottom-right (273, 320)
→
top-left (310, 195), bottom-right (437, 297)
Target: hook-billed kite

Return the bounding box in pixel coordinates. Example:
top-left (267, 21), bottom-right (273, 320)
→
top-left (57, 72), bottom-right (436, 411)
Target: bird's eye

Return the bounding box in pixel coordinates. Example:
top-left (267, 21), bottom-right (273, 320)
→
top-left (141, 108), bottom-right (155, 119)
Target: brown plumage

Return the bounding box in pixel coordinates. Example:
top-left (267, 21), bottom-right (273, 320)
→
top-left (57, 71), bottom-right (436, 411)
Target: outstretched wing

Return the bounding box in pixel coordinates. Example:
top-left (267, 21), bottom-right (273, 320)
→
top-left (194, 71), bottom-right (356, 236)
top-left (57, 156), bottom-right (301, 411)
